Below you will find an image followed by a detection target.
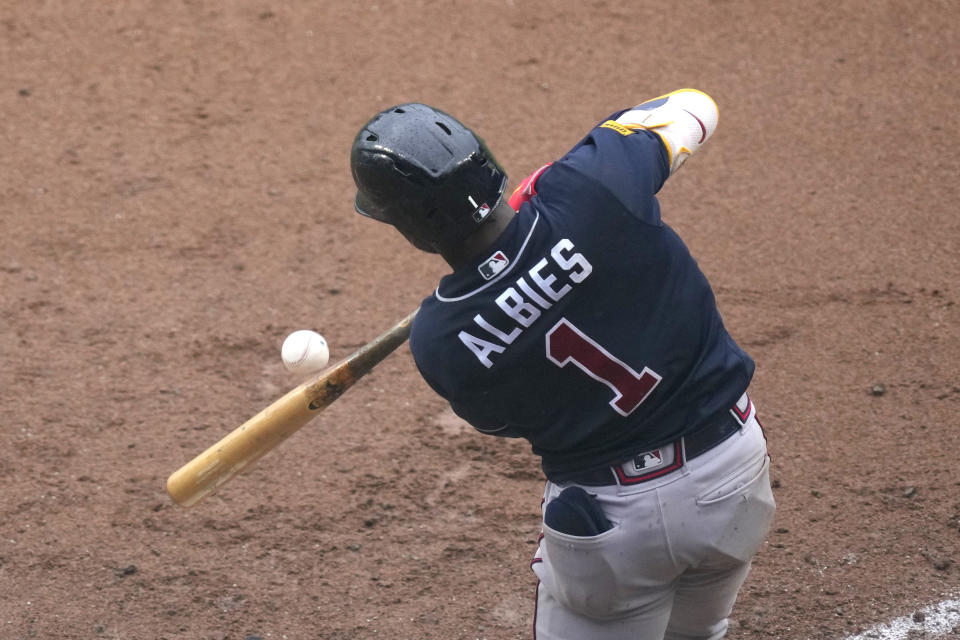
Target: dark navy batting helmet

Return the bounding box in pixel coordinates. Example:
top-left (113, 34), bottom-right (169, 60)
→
top-left (350, 103), bottom-right (507, 254)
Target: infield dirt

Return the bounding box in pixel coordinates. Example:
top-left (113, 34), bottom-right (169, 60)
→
top-left (1, 2), bottom-right (958, 638)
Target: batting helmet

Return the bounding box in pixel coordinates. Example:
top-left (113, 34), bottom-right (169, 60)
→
top-left (350, 103), bottom-right (507, 253)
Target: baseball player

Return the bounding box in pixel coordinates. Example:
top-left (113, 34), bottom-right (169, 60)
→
top-left (350, 91), bottom-right (776, 640)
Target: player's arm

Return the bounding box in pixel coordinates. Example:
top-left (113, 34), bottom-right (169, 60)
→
top-left (411, 348), bottom-right (518, 436)
top-left (517, 90), bottom-right (718, 224)
top-left (614, 89), bottom-right (719, 175)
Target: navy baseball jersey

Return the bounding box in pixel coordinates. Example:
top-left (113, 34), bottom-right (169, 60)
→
top-left (409, 111), bottom-right (754, 481)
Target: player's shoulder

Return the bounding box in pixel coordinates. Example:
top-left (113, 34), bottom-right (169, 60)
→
top-left (409, 299), bottom-right (448, 387)
top-left (409, 295), bottom-right (442, 355)
top-left (410, 294), bottom-right (464, 362)
top-left (530, 112), bottom-right (669, 226)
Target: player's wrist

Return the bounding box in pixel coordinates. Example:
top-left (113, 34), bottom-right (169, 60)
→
top-left (616, 89), bottom-right (719, 174)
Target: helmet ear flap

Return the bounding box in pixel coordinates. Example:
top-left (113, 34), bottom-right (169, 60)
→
top-left (350, 103), bottom-right (507, 251)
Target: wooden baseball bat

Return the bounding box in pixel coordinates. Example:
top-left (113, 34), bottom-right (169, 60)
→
top-left (166, 309), bottom-right (418, 507)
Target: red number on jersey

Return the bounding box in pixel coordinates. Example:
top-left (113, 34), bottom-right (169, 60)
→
top-left (545, 318), bottom-right (662, 416)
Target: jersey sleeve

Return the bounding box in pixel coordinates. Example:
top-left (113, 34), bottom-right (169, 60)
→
top-left (414, 359), bottom-right (520, 436)
top-left (551, 115), bottom-right (671, 226)
top-left (410, 314), bottom-right (521, 437)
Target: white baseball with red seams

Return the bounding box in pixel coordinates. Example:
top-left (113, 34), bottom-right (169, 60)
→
top-left (281, 330), bottom-right (329, 374)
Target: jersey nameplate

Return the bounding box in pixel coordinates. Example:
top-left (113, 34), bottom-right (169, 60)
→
top-left (600, 120), bottom-right (635, 137)
top-left (458, 238), bottom-right (593, 368)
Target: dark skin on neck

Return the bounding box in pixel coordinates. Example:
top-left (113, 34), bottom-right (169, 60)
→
top-left (438, 199), bottom-right (518, 270)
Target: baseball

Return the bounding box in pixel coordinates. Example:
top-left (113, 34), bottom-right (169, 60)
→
top-left (281, 330), bottom-right (330, 374)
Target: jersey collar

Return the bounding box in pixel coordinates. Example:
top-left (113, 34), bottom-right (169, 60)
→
top-left (434, 208), bottom-right (540, 303)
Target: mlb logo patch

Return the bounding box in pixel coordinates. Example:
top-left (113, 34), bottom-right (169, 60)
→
top-left (473, 202), bottom-right (491, 222)
top-left (633, 450), bottom-right (664, 471)
top-left (478, 251), bottom-right (509, 280)
top-left (615, 443), bottom-right (681, 485)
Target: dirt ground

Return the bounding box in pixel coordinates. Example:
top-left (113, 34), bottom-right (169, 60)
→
top-left (1, 1), bottom-right (958, 638)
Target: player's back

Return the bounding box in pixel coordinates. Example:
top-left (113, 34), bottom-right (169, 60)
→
top-left (410, 120), bottom-right (753, 481)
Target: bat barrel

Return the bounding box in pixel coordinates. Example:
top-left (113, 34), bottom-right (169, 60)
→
top-left (166, 384), bottom-right (317, 506)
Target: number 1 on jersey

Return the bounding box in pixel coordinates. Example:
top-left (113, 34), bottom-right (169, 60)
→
top-left (546, 319), bottom-right (661, 416)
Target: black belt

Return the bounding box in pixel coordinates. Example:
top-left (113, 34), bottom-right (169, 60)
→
top-left (561, 406), bottom-right (747, 487)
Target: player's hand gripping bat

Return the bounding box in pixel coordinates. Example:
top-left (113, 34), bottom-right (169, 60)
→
top-left (166, 309), bottom-right (417, 507)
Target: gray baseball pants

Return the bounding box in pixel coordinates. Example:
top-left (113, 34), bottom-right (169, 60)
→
top-left (532, 399), bottom-right (775, 640)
